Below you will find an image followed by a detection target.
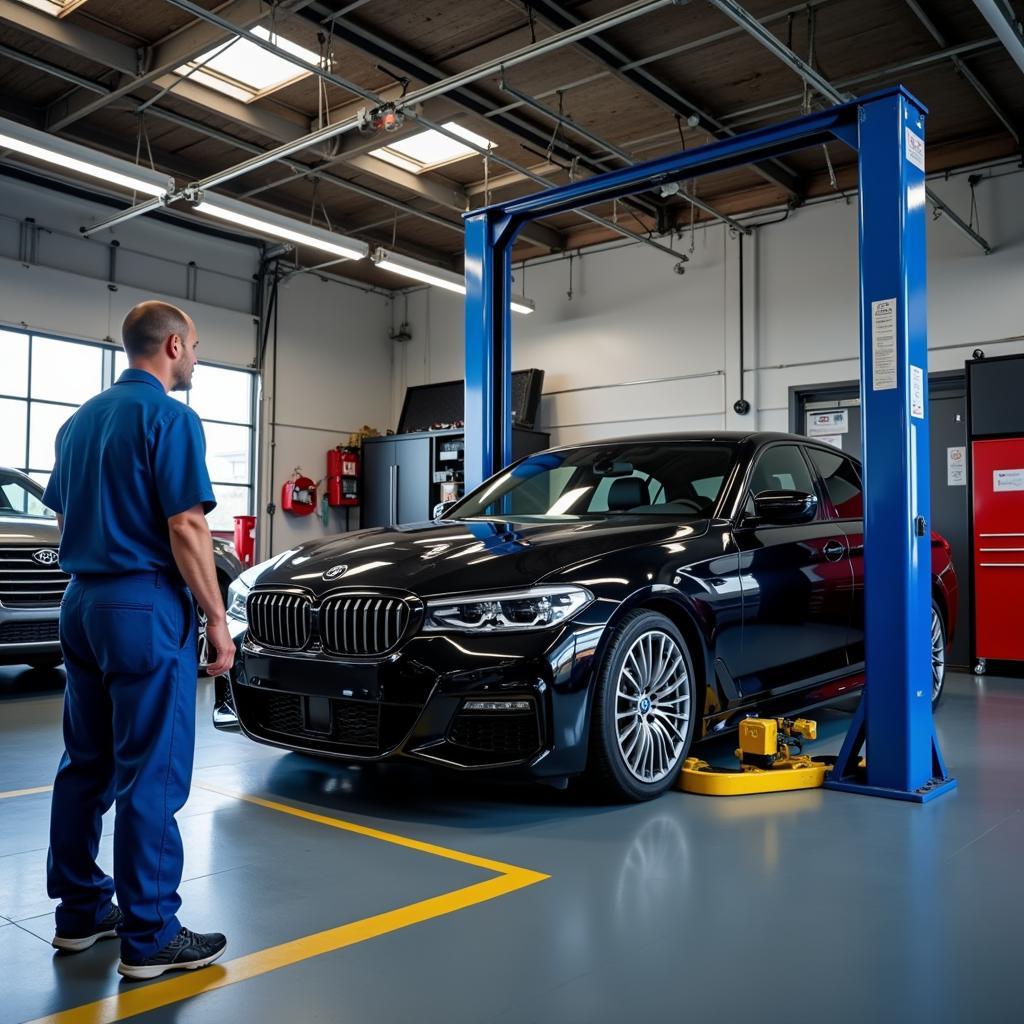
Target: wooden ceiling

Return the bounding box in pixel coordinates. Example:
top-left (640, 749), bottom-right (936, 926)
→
top-left (0, 0), bottom-right (1020, 289)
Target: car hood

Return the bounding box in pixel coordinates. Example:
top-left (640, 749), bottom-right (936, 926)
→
top-left (0, 515), bottom-right (60, 544)
top-left (255, 517), bottom-right (712, 598)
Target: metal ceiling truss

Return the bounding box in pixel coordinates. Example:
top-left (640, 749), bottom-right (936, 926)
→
top-left (523, 0), bottom-right (804, 201)
top-left (904, 0), bottom-right (1019, 146)
top-left (705, 0), bottom-right (993, 253)
top-left (79, 0), bottom-right (687, 259)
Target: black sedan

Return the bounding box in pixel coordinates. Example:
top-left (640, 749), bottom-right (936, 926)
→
top-left (222, 432), bottom-right (957, 801)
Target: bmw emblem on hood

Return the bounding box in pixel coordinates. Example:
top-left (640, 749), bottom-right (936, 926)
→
top-left (323, 564), bottom-right (349, 581)
top-left (32, 549), bottom-right (59, 566)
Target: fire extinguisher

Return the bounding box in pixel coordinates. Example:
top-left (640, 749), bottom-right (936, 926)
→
top-left (281, 469), bottom-right (318, 517)
top-left (327, 446), bottom-right (360, 507)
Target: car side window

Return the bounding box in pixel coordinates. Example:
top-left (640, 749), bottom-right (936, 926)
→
top-left (806, 447), bottom-right (863, 519)
top-left (743, 445), bottom-right (817, 519)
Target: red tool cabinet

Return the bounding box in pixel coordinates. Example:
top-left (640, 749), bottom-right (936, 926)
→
top-left (971, 438), bottom-right (1024, 662)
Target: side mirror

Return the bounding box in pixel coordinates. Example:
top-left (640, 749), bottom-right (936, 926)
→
top-left (752, 490), bottom-right (818, 524)
top-left (432, 500), bottom-right (455, 520)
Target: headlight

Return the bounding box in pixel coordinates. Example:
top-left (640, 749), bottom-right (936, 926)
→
top-left (226, 577), bottom-right (250, 621)
top-left (422, 585), bottom-right (593, 633)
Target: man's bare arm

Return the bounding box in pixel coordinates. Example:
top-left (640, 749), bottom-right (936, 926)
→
top-left (168, 505), bottom-right (234, 676)
top-left (56, 514), bottom-right (63, 534)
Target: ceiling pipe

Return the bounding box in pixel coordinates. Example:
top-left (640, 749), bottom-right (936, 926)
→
top-left (972, 0), bottom-right (1024, 76)
top-left (500, 79), bottom-right (749, 235)
top-left (704, 0), bottom-right (994, 254)
top-left (81, 0), bottom-right (674, 243)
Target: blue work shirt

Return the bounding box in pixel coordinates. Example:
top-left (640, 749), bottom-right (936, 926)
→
top-left (42, 369), bottom-right (216, 576)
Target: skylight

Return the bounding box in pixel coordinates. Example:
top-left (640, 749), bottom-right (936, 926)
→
top-left (370, 122), bottom-right (496, 174)
top-left (15, 0), bottom-right (89, 16)
top-left (175, 26), bottom-right (318, 104)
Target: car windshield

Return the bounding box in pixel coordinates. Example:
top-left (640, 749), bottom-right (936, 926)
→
top-left (450, 442), bottom-right (736, 521)
top-left (0, 472), bottom-right (55, 519)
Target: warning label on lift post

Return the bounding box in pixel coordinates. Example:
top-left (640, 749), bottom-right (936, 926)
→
top-left (871, 298), bottom-right (898, 391)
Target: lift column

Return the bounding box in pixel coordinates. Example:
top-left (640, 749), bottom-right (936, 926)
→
top-left (825, 89), bottom-right (956, 801)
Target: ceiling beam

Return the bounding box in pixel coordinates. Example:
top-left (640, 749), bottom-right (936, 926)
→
top-left (972, 0), bottom-right (1024, 77)
top-left (301, 2), bottom-right (669, 222)
top-left (904, 0), bottom-right (1019, 145)
top-left (42, 0), bottom-right (293, 132)
top-left (524, 0), bottom-right (803, 200)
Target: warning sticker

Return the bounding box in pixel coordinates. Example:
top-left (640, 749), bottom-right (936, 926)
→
top-left (947, 446), bottom-right (966, 486)
top-left (994, 469), bottom-right (1024, 492)
top-left (871, 298), bottom-right (898, 391)
top-left (807, 410), bottom-right (848, 435)
top-left (906, 128), bottom-right (925, 172)
top-left (910, 365), bottom-right (924, 419)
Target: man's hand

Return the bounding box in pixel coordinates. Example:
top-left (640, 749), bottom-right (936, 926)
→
top-left (205, 617), bottom-right (236, 677)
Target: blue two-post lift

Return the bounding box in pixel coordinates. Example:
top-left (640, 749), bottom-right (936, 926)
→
top-left (462, 85), bottom-right (955, 803)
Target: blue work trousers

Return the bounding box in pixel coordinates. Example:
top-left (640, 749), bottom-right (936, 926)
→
top-left (47, 571), bottom-right (197, 961)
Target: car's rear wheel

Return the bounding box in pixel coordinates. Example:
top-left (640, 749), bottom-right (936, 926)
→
top-left (931, 600), bottom-right (946, 709)
top-left (587, 610), bottom-right (697, 802)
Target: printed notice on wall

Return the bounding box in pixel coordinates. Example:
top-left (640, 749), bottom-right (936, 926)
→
top-left (946, 446), bottom-right (966, 486)
top-left (871, 298), bottom-right (898, 390)
top-left (815, 434), bottom-right (844, 450)
top-left (910, 365), bottom-right (924, 419)
top-left (994, 469), bottom-right (1024, 492)
top-left (905, 128), bottom-right (925, 172)
top-left (806, 410), bottom-right (849, 436)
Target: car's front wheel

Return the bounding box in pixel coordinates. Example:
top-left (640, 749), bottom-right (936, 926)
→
top-left (931, 600), bottom-right (946, 709)
top-left (587, 610), bottom-right (698, 802)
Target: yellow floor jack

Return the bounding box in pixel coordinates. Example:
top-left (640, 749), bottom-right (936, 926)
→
top-left (678, 717), bottom-right (836, 796)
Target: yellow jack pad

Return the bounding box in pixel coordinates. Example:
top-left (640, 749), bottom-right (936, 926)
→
top-left (677, 756), bottom-right (833, 796)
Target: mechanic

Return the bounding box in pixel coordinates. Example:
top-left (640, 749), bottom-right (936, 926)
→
top-left (42, 300), bottom-right (234, 980)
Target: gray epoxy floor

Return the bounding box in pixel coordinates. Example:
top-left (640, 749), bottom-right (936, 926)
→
top-left (1, 665), bottom-right (1021, 1024)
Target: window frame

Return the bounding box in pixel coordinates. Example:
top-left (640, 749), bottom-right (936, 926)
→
top-left (0, 324), bottom-right (258, 524)
top-left (804, 443), bottom-right (864, 523)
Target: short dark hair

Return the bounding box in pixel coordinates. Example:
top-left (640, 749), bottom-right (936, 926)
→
top-left (122, 301), bottom-right (190, 359)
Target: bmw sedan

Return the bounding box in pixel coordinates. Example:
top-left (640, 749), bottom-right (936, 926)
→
top-left (223, 432), bottom-right (957, 801)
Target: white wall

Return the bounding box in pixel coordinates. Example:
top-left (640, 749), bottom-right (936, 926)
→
top-left (261, 269), bottom-right (392, 555)
top-left (392, 168), bottom-right (1024, 444)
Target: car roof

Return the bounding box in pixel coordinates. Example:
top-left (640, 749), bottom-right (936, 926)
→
top-left (543, 431), bottom-right (829, 452)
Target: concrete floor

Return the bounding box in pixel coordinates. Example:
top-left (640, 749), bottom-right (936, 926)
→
top-left (1, 665), bottom-right (1020, 1024)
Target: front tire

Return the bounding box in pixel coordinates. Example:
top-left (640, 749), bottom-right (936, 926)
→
top-left (931, 600), bottom-right (947, 708)
top-left (586, 610), bottom-right (698, 802)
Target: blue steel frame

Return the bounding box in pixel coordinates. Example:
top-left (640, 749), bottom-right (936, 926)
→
top-left (463, 86), bottom-right (955, 803)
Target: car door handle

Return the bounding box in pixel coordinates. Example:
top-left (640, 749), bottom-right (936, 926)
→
top-left (823, 540), bottom-right (846, 561)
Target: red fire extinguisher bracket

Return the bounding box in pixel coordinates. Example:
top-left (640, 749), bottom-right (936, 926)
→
top-left (281, 472), bottom-right (318, 517)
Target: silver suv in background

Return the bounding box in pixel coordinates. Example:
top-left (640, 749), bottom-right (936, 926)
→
top-left (0, 468), bottom-right (67, 670)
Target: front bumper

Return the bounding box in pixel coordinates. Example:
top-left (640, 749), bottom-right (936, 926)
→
top-left (229, 622), bottom-right (602, 778)
top-left (0, 602), bottom-right (61, 665)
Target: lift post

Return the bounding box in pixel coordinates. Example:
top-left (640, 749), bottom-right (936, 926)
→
top-left (463, 86), bottom-right (955, 803)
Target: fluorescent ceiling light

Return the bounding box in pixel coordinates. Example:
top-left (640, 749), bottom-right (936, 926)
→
top-left (14, 0), bottom-right (89, 16)
top-left (0, 116), bottom-right (173, 197)
top-left (373, 248), bottom-right (534, 314)
top-left (370, 122), bottom-right (496, 174)
top-left (193, 195), bottom-right (367, 261)
top-left (176, 26), bottom-right (318, 103)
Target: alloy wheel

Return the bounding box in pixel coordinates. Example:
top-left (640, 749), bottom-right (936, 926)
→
top-left (614, 630), bottom-right (691, 783)
top-left (931, 605), bottom-right (945, 704)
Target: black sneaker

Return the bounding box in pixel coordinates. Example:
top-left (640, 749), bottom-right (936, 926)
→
top-left (52, 903), bottom-right (124, 952)
top-left (118, 926), bottom-right (227, 981)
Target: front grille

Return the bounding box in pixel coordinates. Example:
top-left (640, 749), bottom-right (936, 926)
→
top-left (247, 591), bottom-right (312, 650)
top-left (0, 620), bottom-right (60, 644)
top-left (449, 704), bottom-right (541, 759)
top-left (320, 595), bottom-right (410, 656)
top-left (0, 547), bottom-right (69, 608)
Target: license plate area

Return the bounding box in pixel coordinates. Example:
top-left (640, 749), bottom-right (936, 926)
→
top-left (304, 696), bottom-right (333, 735)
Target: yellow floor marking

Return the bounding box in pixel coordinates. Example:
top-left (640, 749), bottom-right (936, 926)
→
top-left (8, 780), bottom-right (548, 1024)
top-left (0, 784), bottom-right (53, 800)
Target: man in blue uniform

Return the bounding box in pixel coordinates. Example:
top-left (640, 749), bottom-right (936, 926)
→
top-left (43, 300), bottom-right (235, 980)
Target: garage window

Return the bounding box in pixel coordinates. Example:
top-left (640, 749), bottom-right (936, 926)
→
top-left (0, 327), bottom-right (256, 532)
